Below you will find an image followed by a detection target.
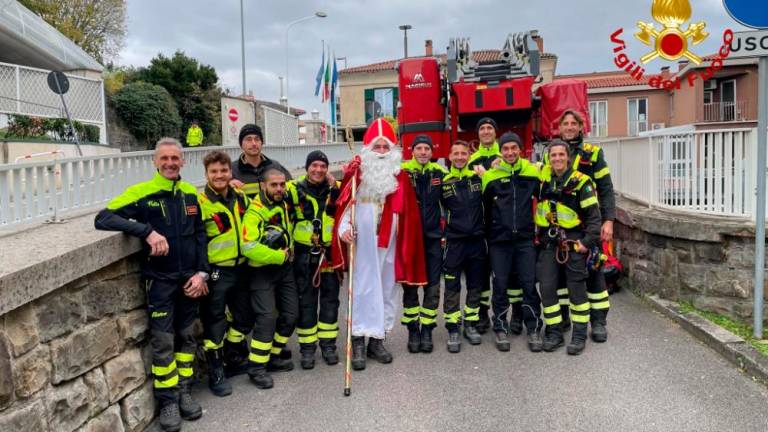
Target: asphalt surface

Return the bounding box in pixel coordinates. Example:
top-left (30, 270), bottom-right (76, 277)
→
top-left (174, 288), bottom-right (768, 432)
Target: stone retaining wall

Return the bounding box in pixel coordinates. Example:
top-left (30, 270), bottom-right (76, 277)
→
top-left (0, 215), bottom-right (153, 432)
top-left (614, 196), bottom-right (767, 324)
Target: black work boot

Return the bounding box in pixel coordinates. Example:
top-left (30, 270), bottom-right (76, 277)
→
top-left (419, 325), bottom-right (434, 353)
top-left (351, 336), bottom-right (366, 370)
top-left (493, 317), bottom-right (510, 352)
top-left (248, 364), bottom-right (273, 389)
top-left (542, 325), bottom-right (564, 352)
top-left (205, 348), bottom-right (232, 397)
top-left (509, 305), bottom-right (524, 335)
top-left (158, 400), bottom-right (181, 432)
top-left (367, 337), bottom-right (393, 364)
top-left (476, 305), bottom-right (491, 334)
top-left (300, 343), bottom-right (316, 370)
top-left (223, 339), bottom-right (249, 378)
top-left (178, 379), bottom-right (202, 421)
top-left (567, 323), bottom-right (588, 355)
top-left (280, 348), bottom-right (293, 360)
top-left (407, 322), bottom-right (421, 353)
top-left (447, 331), bottom-right (461, 353)
top-left (319, 340), bottom-right (339, 365)
top-left (463, 324), bottom-right (482, 345)
top-left (561, 307), bottom-right (572, 332)
top-left (590, 309), bottom-right (608, 343)
top-left (267, 353), bottom-right (294, 372)
top-left (527, 331), bottom-right (543, 352)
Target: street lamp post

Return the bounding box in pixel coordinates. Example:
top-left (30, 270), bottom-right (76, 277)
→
top-left (399, 24), bottom-right (412, 58)
top-left (240, 0), bottom-right (246, 95)
top-left (285, 11), bottom-right (327, 117)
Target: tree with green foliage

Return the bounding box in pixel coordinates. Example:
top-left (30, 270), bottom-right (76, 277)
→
top-left (111, 82), bottom-right (182, 149)
top-left (19, 0), bottom-right (127, 63)
top-left (134, 51), bottom-right (223, 144)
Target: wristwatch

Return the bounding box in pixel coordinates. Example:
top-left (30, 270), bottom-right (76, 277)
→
top-left (197, 271), bottom-right (209, 281)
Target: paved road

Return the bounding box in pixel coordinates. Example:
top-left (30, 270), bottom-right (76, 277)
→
top-left (177, 289), bottom-right (768, 432)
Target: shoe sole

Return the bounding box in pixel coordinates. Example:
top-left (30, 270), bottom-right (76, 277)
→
top-left (249, 380), bottom-right (273, 389)
top-left (323, 358), bottom-right (339, 365)
top-left (543, 341), bottom-right (564, 352)
top-left (463, 336), bottom-right (482, 345)
top-left (301, 363), bottom-right (315, 370)
top-left (352, 363), bottom-right (366, 371)
top-left (407, 344), bottom-right (420, 353)
top-left (366, 353), bottom-right (393, 364)
top-left (567, 346), bottom-right (585, 355)
top-left (419, 345), bottom-right (433, 353)
top-left (209, 387), bottom-right (233, 397)
top-left (447, 345), bottom-right (461, 353)
top-left (591, 333), bottom-right (608, 343)
top-left (160, 423), bottom-right (181, 432)
top-left (180, 410), bottom-right (202, 421)
top-left (528, 344), bottom-right (543, 353)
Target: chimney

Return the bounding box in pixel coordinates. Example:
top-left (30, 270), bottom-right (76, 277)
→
top-left (660, 66), bottom-right (670, 78)
top-left (425, 39), bottom-right (433, 56)
top-left (678, 60), bottom-right (689, 71)
top-left (531, 30), bottom-right (543, 53)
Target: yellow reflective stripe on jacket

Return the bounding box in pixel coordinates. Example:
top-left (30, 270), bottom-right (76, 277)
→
top-left (580, 195), bottom-right (598, 208)
top-left (199, 189), bottom-right (249, 266)
top-left (594, 167), bottom-right (610, 179)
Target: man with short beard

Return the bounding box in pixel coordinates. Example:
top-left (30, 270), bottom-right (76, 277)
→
top-left (333, 118), bottom-right (427, 371)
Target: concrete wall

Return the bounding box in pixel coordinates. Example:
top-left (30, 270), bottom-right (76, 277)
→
top-left (615, 196), bottom-right (767, 324)
top-left (0, 215), bottom-right (154, 432)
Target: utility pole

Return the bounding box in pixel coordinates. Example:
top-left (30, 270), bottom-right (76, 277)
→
top-left (399, 24), bottom-right (412, 58)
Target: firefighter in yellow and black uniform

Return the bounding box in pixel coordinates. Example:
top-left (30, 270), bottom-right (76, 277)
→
top-left (240, 167), bottom-right (298, 389)
top-left (535, 140), bottom-right (602, 356)
top-left (197, 150), bottom-right (254, 397)
top-left (287, 151), bottom-right (342, 369)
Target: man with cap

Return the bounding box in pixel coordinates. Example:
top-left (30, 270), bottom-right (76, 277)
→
top-left (468, 117), bottom-right (502, 334)
top-left (400, 134), bottom-right (447, 353)
top-left (231, 123), bottom-right (292, 199)
top-left (481, 132), bottom-right (543, 352)
top-left (286, 150), bottom-right (342, 369)
top-left (333, 118), bottom-right (427, 370)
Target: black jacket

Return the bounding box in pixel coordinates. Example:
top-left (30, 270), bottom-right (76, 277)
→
top-left (481, 158), bottom-right (539, 244)
top-left (401, 159), bottom-right (447, 239)
top-left (94, 173), bottom-right (209, 281)
top-left (441, 166), bottom-right (484, 239)
top-left (231, 153), bottom-right (292, 199)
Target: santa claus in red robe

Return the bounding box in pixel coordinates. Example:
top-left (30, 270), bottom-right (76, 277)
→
top-left (333, 118), bottom-right (426, 370)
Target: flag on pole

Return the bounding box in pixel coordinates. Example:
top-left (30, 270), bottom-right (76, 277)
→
top-left (314, 42), bottom-right (325, 97)
top-left (322, 52), bottom-right (331, 102)
top-left (330, 54), bottom-right (339, 126)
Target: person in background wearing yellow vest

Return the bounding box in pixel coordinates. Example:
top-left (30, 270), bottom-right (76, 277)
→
top-left (481, 132), bottom-right (543, 353)
top-left (287, 150), bottom-right (342, 369)
top-left (467, 117), bottom-right (501, 335)
top-left (186, 120), bottom-right (204, 147)
top-left (556, 110), bottom-right (615, 343)
top-left (400, 135), bottom-right (446, 354)
top-left (198, 151), bottom-right (252, 397)
top-left (535, 140), bottom-right (601, 355)
top-left (240, 167), bottom-right (298, 389)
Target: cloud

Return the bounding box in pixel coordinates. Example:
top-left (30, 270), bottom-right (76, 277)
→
top-left (118, 0), bottom-right (751, 120)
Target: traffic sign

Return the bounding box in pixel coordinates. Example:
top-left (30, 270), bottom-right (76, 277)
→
top-left (729, 30), bottom-right (768, 58)
top-left (228, 108), bottom-right (239, 122)
top-left (724, 0), bottom-right (768, 30)
top-left (47, 71), bottom-right (69, 95)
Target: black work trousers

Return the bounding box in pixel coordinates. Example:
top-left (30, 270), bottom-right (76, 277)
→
top-left (146, 277), bottom-right (199, 404)
top-left (490, 239), bottom-right (541, 333)
top-left (536, 245), bottom-right (590, 328)
top-left (200, 264), bottom-right (252, 351)
top-left (402, 237), bottom-right (442, 328)
top-left (443, 237), bottom-right (485, 331)
top-left (247, 263), bottom-right (298, 369)
top-left (294, 249), bottom-right (341, 348)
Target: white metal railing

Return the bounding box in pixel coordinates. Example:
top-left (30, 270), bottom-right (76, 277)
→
top-left (0, 143), bottom-right (358, 228)
top-left (599, 128), bottom-right (759, 219)
top-left (702, 100), bottom-right (751, 123)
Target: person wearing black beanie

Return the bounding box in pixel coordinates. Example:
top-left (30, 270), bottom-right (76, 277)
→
top-left (305, 150), bottom-right (329, 170)
top-left (230, 123), bottom-right (291, 200)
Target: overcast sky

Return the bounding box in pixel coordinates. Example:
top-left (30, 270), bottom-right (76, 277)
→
top-left (118, 0), bottom-right (749, 118)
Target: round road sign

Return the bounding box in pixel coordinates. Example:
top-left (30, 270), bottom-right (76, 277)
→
top-left (228, 108), bottom-right (239, 122)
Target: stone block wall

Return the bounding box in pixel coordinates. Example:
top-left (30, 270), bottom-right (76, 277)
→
top-left (0, 256), bottom-right (155, 432)
top-left (614, 196), bottom-right (767, 324)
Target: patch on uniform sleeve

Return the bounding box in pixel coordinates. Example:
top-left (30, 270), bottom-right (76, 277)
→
top-left (186, 205), bottom-right (198, 215)
top-left (584, 185), bottom-right (593, 194)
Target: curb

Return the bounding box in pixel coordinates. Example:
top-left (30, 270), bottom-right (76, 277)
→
top-left (645, 295), bottom-right (768, 387)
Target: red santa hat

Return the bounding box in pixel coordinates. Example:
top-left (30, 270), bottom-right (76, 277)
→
top-left (363, 118), bottom-right (398, 147)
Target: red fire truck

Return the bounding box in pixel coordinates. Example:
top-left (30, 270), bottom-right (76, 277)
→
top-left (397, 31), bottom-right (590, 160)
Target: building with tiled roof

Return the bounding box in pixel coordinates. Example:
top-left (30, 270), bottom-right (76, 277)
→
top-left (553, 52), bottom-right (761, 139)
top-left (338, 38), bottom-right (558, 138)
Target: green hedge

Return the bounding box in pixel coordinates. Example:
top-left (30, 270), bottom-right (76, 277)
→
top-left (111, 81), bottom-right (181, 148)
top-left (5, 114), bottom-right (100, 143)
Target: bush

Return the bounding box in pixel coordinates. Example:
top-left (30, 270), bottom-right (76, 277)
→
top-left (112, 81), bottom-right (182, 148)
top-left (5, 114), bottom-right (101, 143)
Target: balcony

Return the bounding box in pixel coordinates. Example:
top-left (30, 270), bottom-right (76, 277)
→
top-left (701, 100), bottom-right (752, 123)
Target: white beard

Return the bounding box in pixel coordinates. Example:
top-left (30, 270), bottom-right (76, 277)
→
top-left (357, 145), bottom-right (401, 202)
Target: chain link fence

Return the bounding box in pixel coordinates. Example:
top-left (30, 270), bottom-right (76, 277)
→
top-left (262, 105), bottom-right (299, 146)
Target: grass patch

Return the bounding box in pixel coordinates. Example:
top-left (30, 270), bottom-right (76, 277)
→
top-left (679, 301), bottom-right (768, 356)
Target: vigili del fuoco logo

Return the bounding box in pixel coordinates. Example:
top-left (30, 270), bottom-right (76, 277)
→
top-left (609, 0), bottom-right (734, 90)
